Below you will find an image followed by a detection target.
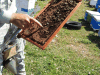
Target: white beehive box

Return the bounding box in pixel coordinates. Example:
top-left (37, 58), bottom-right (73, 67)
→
top-left (90, 0), bottom-right (98, 6)
top-left (16, 0), bottom-right (36, 15)
top-left (90, 15), bottom-right (100, 30)
top-left (84, 10), bottom-right (100, 23)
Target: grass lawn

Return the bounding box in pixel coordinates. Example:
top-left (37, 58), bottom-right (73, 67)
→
top-left (2, 0), bottom-right (100, 75)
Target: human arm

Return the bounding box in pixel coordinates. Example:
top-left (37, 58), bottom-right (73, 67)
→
top-left (0, 0), bottom-right (42, 29)
top-left (10, 13), bottom-right (42, 29)
top-left (0, 9), bottom-right (42, 29)
top-left (0, 9), bottom-right (13, 23)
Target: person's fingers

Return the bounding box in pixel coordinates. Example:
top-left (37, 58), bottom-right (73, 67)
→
top-left (30, 17), bottom-right (43, 27)
top-left (21, 25), bottom-right (25, 29)
top-left (22, 17), bottom-right (31, 29)
top-left (26, 16), bottom-right (30, 23)
top-left (13, 22), bottom-right (24, 29)
top-left (25, 16), bottom-right (35, 28)
top-left (24, 20), bottom-right (30, 28)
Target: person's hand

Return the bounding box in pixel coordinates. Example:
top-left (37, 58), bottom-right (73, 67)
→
top-left (10, 13), bottom-right (42, 29)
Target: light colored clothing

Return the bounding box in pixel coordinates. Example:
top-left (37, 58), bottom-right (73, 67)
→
top-left (0, 0), bottom-right (37, 74)
top-left (0, 23), bottom-right (27, 75)
top-left (0, 0), bottom-right (25, 75)
top-left (0, 0), bottom-right (17, 24)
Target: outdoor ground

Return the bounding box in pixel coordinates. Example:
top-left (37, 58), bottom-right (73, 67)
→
top-left (2, 0), bottom-right (100, 75)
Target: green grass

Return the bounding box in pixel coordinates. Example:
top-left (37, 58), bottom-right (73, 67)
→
top-left (2, 0), bottom-right (100, 75)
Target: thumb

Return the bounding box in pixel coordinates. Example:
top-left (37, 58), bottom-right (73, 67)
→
top-left (30, 17), bottom-right (43, 27)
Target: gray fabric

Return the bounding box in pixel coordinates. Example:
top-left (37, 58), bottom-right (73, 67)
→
top-left (0, 0), bottom-right (17, 23)
top-left (0, 23), bottom-right (26, 75)
top-left (0, 0), bottom-right (26, 74)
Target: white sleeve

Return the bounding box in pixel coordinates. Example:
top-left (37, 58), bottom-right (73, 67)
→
top-left (0, 9), bottom-right (13, 23)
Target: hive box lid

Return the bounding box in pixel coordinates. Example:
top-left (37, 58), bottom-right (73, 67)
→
top-left (92, 15), bottom-right (100, 22)
top-left (86, 10), bottom-right (100, 16)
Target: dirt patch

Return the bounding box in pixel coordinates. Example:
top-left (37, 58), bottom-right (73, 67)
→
top-left (20, 0), bottom-right (77, 46)
top-left (66, 44), bottom-right (88, 56)
top-left (66, 44), bottom-right (100, 59)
